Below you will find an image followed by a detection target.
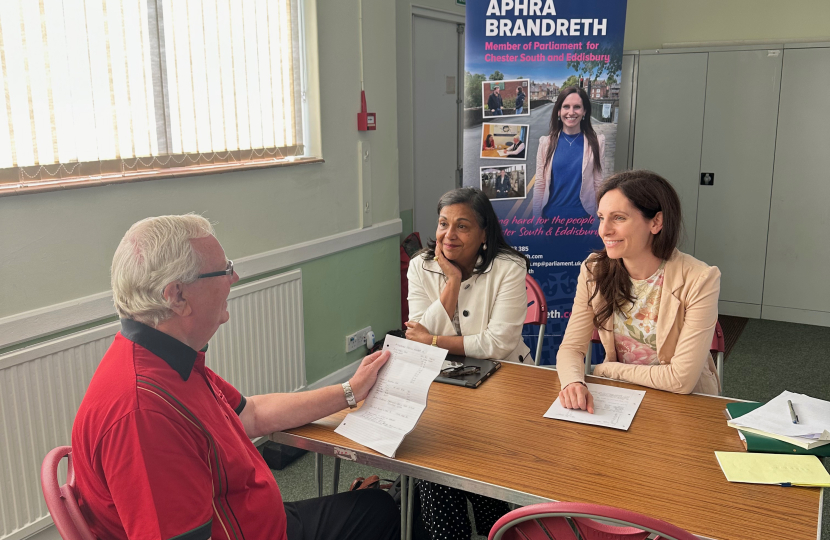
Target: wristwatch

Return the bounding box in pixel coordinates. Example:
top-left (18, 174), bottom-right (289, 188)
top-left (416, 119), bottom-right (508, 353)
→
top-left (342, 381), bottom-right (357, 409)
top-left (431, 335), bottom-right (438, 347)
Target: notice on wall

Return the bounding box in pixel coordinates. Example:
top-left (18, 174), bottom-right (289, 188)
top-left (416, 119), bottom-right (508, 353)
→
top-left (464, 0), bottom-right (628, 364)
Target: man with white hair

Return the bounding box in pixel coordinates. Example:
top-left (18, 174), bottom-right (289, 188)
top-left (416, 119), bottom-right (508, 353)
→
top-left (72, 215), bottom-right (399, 540)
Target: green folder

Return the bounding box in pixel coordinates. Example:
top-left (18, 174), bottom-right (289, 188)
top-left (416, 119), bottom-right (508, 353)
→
top-left (726, 402), bottom-right (830, 457)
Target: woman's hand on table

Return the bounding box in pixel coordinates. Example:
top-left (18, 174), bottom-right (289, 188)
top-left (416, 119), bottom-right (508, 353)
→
top-left (404, 321), bottom-right (432, 345)
top-left (558, 382), bottom-right (594, 414)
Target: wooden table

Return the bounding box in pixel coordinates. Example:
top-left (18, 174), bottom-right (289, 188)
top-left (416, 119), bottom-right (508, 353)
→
top-left (481, 148), bottom-right (506, 158)
top-left (270, 362), bottom-right (824, 540)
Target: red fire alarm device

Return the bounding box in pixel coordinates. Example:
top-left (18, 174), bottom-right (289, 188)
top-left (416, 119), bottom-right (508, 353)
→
top-left (357, 90), bottom-right (376, 131)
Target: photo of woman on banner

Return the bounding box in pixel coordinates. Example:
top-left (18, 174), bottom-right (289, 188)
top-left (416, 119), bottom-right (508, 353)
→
top-left (532, 86), bottom-right (605, 221)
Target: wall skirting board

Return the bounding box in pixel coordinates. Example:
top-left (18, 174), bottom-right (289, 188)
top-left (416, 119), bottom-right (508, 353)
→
top-left (0, 219), bottom-right (402, 350)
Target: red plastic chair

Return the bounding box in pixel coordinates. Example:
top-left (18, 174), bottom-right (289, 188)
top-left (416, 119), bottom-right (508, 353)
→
top-left (488, 502), bottom-right (698, 540)
top-left (41, 446), bottom-right (96, 540)
top-left (524, 275), bottom-right (547, 365)
top-left (586, 322), bottom-right (726, 394)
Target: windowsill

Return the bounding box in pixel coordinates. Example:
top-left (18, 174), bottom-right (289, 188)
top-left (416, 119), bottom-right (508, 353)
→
top-left (0, 156), bottom-right (325, 198)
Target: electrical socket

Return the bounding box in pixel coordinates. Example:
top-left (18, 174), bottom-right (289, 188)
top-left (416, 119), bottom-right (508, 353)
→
top-left (345, 326), bottom-right (373, 353)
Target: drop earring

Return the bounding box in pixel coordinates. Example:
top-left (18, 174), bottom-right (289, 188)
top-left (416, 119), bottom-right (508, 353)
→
top-left (482, 243), bottom-right (487, 251)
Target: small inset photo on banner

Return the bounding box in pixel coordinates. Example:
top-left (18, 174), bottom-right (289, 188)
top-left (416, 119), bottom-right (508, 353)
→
top-left (482, 79), bottom-right (530, 118)
top-left (480, 123), bottom-right (528, 160)
top-left (480, 164), bottom-right (527, 200)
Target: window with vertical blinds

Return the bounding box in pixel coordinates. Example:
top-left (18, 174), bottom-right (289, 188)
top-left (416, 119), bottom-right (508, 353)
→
top-left (0, 0), bottom-right (307, 195)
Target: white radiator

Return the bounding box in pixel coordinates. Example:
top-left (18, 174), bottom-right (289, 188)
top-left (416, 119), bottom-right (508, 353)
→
top-left (0, 269), bottom-right (305, 540)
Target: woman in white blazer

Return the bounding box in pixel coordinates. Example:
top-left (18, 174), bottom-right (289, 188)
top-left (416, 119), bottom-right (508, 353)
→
top-left (404, 187), bottom-right (529, 540)
top-left (532, 85), bottom-right (605, 220)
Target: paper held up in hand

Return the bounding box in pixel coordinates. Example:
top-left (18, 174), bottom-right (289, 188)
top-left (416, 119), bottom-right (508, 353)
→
top-left (334, 334), bottom-right (447, 457)
top-left (543, 383), bottom-right (645, 431)
top-left (727, 390), bottom-right (830, 448)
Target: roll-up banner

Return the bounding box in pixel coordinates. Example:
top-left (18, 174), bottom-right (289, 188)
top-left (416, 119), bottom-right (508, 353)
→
top-left (463, 0), bottom-right (628, 365)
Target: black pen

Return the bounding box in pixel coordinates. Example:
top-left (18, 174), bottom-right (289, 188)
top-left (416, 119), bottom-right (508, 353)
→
top-left (787, 400), bottom-right (799, 424)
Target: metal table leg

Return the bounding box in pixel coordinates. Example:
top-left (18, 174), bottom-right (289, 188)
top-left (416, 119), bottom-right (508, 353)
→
top-left (332, 457), bottom-right (341, 494)
top-left (406, 476), bottom-right (414, 540)
top-left (400, 474), bottom-right (408, 540)
top-left (315, 453), bottom-right (324, 498)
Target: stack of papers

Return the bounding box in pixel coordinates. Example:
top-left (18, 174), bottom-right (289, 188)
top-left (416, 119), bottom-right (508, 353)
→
top-left (715, 452), bottom-right (830, 487)
top-left (727, 391), bottom-right (830, 449)
top-left (543, 383), bottom-right (646, 431)
top-left (334, 335), bottom-right (447, 457)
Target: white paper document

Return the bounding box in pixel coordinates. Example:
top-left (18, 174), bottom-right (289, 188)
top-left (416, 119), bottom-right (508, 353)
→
top-left (334, 334), bottom-right (447, 457)
top-left (543, 383), bottom-right (646, 431)
top-left (728, 390), bottom-right (830, 441)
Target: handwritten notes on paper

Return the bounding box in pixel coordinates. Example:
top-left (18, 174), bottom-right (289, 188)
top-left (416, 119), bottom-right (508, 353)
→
top-left (334, 334), bottom-right (447, 457)
top-left (543, 383), bottom-right (645, 430)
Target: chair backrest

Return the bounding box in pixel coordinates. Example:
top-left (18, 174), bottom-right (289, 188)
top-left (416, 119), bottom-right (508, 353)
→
top-left (524, 274), bottom-right (547, 325)
top-left (41, 446), bottom-right (97, 540)
top-left (710, 320), bottom-right (725, 355)
top-left (489, 502), bottom-right (699, 540)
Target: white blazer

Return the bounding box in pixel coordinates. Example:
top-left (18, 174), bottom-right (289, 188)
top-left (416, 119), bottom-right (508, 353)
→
top-left (532, 132), bottom-right (605, 218)
top-left (407, 254), bottom-right (533, 364)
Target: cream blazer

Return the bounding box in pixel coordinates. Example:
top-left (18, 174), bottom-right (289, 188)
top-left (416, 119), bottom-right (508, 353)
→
top-left (532, 132), bottom-right (605, 219)
top-left (407, 254), bottom-right (532, 364)
top-left (557, 249), bottom-right (721, 395)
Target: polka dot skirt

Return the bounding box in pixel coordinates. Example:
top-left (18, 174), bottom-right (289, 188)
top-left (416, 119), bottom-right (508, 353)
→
top-left (416, 480), bottom-right (509, 539)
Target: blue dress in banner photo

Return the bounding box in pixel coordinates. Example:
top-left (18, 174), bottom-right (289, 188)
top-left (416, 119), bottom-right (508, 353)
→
top-left (525, 133), bottom-right (604, 365)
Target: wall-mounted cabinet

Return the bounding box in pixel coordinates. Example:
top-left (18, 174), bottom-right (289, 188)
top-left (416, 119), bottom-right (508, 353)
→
top-left (615, 43), bottom-right (830, 327)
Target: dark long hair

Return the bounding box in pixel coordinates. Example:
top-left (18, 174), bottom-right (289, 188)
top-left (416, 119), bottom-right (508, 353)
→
top-left (420, 187), bottom-right (529, 273)
top-left (543, 86), bottom-right (602, 177)
top-left (587, 170), bottom-right (682, 330)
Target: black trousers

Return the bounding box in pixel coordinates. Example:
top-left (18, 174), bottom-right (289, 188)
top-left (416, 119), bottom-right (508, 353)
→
top-left (284, 489), bottom-right (401, 540)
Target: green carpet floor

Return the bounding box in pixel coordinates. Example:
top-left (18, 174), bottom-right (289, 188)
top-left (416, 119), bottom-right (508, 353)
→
top-left (273, 318), bottom-right (830, 540)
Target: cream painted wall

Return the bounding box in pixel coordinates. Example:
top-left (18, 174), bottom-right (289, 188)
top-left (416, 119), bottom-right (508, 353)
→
top-left (396, 0), bottom-right (465, 218)
top-left (0, 0), bottom-right (399, 319)
top-left (624, 0), bottom-right (830, 50)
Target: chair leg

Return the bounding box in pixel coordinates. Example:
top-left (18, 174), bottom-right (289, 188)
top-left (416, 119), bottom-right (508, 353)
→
top-left (717, 352), bottom-right (724, 396)
top-left (315, 453), bottom-right (324, 498)
top-left (535, 325), bottom-right (545, 366)
top-left (332, 457), bottom-right (341, 494)
top-left (585, 345), bottom-right (593, 376)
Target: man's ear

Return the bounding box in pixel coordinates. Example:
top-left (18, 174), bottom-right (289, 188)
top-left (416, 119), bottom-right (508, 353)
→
top-left (651, 211), bottom-right (664, 235)
top-left (162, 281), bottom-right (192, 317)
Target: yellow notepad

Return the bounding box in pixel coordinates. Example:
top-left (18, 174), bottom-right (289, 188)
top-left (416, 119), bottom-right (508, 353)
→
top-left (715, 452), bottom-right (830, 487)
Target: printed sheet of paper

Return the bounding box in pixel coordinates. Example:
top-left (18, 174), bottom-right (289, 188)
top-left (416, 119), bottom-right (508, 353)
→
top-left (728, 390), bottom-right (830, 440)
top-left (335, 334), bottom-right (447, 457)
top-left (543, 383), bottom-right (645, 431)
top-left (715, 452), bottom-right (830, 487)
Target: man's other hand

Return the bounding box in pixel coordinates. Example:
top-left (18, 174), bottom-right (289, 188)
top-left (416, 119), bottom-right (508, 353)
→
top-left (349, 350), bottom-right (391, 402)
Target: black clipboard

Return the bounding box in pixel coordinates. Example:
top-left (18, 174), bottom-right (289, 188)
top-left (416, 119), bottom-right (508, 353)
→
top-left (434, 354), bottom-right (501, 388)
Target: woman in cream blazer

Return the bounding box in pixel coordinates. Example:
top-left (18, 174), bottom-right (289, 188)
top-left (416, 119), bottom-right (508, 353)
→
top-left (558, 171), bottom-right (721, 413)
top-left (405, 188), bottom-right (531, 364)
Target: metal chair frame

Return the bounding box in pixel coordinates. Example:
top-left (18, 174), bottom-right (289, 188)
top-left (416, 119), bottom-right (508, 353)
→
top-left (524, 274), bottom-right (547, 366)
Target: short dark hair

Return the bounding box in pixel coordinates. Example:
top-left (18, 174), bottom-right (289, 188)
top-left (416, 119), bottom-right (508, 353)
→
top-left (588, 170), bottom-right (683, 329)
top-left (420, 187), bottom-right (528, 274)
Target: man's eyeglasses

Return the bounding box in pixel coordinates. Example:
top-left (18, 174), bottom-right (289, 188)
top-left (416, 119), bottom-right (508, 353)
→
top-left (197, 260), bottom-right (234, 279)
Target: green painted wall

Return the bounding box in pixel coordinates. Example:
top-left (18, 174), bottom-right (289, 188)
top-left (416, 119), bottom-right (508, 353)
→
top-left (238, 237), bottom-right (401, 384)
top-left (400, 209), bottom-right (413, 241)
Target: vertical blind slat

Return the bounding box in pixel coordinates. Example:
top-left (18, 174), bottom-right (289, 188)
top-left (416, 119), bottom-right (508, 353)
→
top-left (0, 0), bottom-right (301, 174)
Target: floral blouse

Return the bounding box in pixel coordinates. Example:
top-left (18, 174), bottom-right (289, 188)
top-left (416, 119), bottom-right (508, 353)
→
top-left (613, 262), bottom-right (666, 365)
